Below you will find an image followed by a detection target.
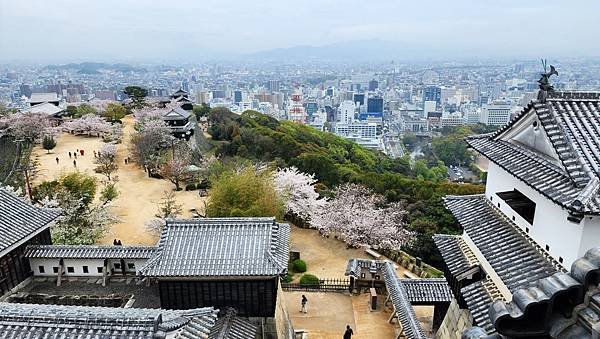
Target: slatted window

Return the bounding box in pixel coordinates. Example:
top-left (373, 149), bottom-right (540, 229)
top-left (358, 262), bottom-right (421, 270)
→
top-left (496, 189), bottom-right (536, 224)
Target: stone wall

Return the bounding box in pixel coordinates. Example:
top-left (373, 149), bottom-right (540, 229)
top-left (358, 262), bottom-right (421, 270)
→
top-left (274, 284), bottom-right (295, 339)
top-left (436, 298), bottom-right (473, 339)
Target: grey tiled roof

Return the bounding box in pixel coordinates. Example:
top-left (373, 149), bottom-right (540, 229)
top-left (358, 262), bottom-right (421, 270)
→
top-left (0, 302), bottom-right (218, 338)
top-left (382, 262), bottom-right (427, 339)
top-left (464, 247), bottom-right (600, 338)
top-left (466, 136), bottom-right (598, 214)
top-left (444, 194), bottom-right (562, 291)
top-left (400, 278), bottom-right (453, 303)
top-left (0, 188), bottom-right (61, 256)
top-left (25, 244), bottom-right (156, 259)
top-left (467, 92), bottom-right (600, 215)
top-left (162, 106), bottom-right (192, 120)
top-left (205, 308), bottom-right (258, 339)
top-left (460, 279), bottom-right (498, 333)
top-left (432, 234), bottom-right (479, 278)
top-left (345, 258), bottom-right (387, 277)
top-left (140, 218), bottom-right (290, 277)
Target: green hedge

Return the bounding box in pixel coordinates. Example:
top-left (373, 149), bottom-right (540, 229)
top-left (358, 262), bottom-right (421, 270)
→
top-left (292, 259), bottom-right (307, 273)
top-left (299, 274), bottom-right (319, 286)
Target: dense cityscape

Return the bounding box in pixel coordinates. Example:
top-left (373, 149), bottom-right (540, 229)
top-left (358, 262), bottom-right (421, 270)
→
top-left (4, 59), bottom-right (600, 159)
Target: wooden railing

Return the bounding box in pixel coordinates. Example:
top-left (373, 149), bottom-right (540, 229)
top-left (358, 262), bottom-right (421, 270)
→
top-left (282, 278), bottom-right (350, 292)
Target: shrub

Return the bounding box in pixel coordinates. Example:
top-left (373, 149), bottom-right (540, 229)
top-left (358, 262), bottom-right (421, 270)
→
top-left (283, 273), bottom-right (294, 283)
top-left (185, 183), bottom-right (197, 191)
top-left (299, 274), bottom-right (319, 286)
top-left (292, 259), bottom-right (307, 273)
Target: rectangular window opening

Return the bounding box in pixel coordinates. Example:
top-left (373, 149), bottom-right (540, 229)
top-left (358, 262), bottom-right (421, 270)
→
top-left (67, 267), bottom-right (74, 273)
top-left (83, 266), bottom-right (89, 274)
top-left (97, 267), bottom-right (103, 273)
top-left (52, 267), bottom-right (59, 274)
top-left (496, 189), bottom-right (536, 224)
top-left (38, 266), bottom-right (45, 274)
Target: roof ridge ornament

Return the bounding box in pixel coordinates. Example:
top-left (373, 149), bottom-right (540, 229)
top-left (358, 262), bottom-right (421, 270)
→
top-left (537, 59), bottom-right (559, 103)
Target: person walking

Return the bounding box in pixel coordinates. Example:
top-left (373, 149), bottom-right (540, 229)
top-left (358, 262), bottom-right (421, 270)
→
top-left (301, 295), bottom-right (308, 313)
top-left (55, 157), bottom-right (59, 164)
top-left (343, 325), bottom-right (353, 339)
top-left (73, 159), bottom-right (77, 167)
top-left (68, 152), bottom-right (72, 158)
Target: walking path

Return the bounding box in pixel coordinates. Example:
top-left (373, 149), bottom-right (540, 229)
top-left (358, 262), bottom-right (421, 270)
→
top-left (32, 115), bottom-right (204, 245)
top-left (286, 226), bottom-right (433, 338)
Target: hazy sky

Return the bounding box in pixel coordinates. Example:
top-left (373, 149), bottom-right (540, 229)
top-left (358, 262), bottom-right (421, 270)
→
top-left (1, 0), bottom-right (599, 62)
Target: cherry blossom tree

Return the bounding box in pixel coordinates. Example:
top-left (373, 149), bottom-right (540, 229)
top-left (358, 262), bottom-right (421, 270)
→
top-left (159, 158), bottom-right (191, 190)
top-left (274, 167), bottom-right (326, 223)
top-left (50, 194), bottom-right (118, 245)
top-left (311, 183), bottom-right (414, 251)
top-left (0, 112), bottom-right (50, 142)
top-left (130, 108), bottom-right (174, 172)
top-left (62, 114), bottom-right (112, 136)
top-left (36, 183), bottom-right (118, 245)
top-left (94, 143), bottom-right (118, 181)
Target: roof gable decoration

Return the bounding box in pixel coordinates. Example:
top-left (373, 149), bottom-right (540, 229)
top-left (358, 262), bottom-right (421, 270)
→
top-left (496, 109), bottom-right (562, 164)
top-left (467, 92), bottom-right (600, 216)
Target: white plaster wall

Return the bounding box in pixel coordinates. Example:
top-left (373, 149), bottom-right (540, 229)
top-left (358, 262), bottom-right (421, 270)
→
top-left (30, 258), bottom-right (61, 276)
top-left (579, 216), bottom-right (600, 260)
top-left (30, 258), bottom-right (149, 277)
top-left (30, 258), bottom-right (106, 277)
top-left (485, 162), bottom-right (583, 268)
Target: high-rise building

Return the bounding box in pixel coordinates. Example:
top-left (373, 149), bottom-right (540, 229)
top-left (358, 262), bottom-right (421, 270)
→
top-left (268, 80), bottom-right (280, 92)
top-left (423, 100), bottom-right (437, 118)
top-left (368, 80), bottom-right (379, 91)
top-left (287, 92), bottom-right (306, 123)
top-left (19, 84), bottom-right (32, 98)
top-left (212, 90), bottom-right (226, 99)
top-left (234, 90), bottom-right (243, 104)
top-left (481, 102), bottom-right (512, 125)
top-left (367, 96), bottom-right (384, 113)
top-left (338, 100), bottom-right (355, 123)
top-left (353, 93), bottom-right (365, 107)
top-left (305, 100), bottom-right (318, 120)
top-left (423, 86), bottom-right (441, 105)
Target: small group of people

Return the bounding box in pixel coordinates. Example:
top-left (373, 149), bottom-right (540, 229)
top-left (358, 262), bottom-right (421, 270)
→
top-left (54, 149), bottom-right (86, 167)
top-left (299, 295), bottom-right (354, 338)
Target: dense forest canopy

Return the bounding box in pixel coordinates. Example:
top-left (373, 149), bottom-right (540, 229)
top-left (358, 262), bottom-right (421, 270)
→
top-left (207, 108), bottom-right (484, 267)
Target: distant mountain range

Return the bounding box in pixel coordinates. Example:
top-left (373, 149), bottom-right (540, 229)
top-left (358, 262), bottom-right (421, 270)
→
top-left (44, 62), bottom-right (146, 73)
top-left (244, 40), bottom-right (441, 62)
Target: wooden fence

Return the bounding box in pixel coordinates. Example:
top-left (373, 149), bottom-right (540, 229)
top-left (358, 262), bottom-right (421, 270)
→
top-left (282, 278), bottom-right (350, 292)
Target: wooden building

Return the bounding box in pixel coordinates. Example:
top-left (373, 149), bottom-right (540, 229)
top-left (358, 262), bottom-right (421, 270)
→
top-left (0, 188), bottom-right (61, 296)
top-left (161, 107), bottom-right (195, 140)
top-left (139, 217), bottom-right (290, 317)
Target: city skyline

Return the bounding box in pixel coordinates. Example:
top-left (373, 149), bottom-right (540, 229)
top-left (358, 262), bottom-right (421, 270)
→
top-left (2, 0), bottom-right (600, 63)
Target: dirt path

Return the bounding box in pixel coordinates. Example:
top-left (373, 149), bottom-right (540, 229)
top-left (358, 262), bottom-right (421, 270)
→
top-left (290, 225), bottom-right (412, 279)
top-left (32, 115), bottom-right (205, 245)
